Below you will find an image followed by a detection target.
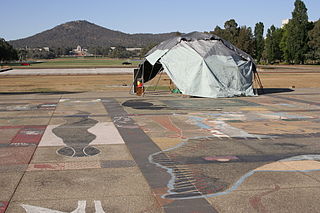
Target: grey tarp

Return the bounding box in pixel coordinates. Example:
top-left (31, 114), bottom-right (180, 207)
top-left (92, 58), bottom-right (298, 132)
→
top-left (139, 32), bottom-right (256, 98)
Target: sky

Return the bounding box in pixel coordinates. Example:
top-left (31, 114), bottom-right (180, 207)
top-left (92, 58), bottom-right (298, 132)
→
top-left (1, 0), bottom-right (320, 41)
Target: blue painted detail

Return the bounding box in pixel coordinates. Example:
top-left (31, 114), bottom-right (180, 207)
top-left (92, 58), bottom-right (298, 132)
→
top-left (189, 116), bottom-right (211, 129)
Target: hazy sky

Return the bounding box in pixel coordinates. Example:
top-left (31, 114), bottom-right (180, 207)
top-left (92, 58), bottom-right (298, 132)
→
top-left (1, 0), bottom-right (319, 41)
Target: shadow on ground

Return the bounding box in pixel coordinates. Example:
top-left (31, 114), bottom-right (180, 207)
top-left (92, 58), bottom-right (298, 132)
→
top-left (257, 88), bottom-right (294, 95)
top-left (122, 99), bottom-right (166, 110)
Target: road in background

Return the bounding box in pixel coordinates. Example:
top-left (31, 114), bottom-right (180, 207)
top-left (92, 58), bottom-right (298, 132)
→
top-left (0, 68), bottom-right (134, 76)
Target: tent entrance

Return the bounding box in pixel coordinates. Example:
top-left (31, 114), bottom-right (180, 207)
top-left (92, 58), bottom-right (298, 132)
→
top-left (129, 61), bottom-right (177, 96)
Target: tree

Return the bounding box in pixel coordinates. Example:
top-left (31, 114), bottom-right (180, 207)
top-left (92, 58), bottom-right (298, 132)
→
top-left (212, 20), bottom-right (255, 55)
top-left (140, 43), bottom-right (157, 58)
top-left (273, 27), bottom-right (284, 62)
top-left (223, 19), bottom-right (239, 45)
top-left (254, 22), bottom-right (264, 63)
top-left (212, 26), bottom-right (226, 39)
top-left (308, 20), bottom-right (320, 62)
top-left (27, 48), bottom-right (56, 59)
top-left (0, 38), bottom-right (18, 62)
top-left (109, 46), bottom-right (133, 58)
top-left (236, 26), bottom-right (255, 56)
top-left (282, 0), bottom-right (309, 64)
top-left (265, 25), bottom-right (283, 64)
top-left (87, 46), bottom-right (110, 56)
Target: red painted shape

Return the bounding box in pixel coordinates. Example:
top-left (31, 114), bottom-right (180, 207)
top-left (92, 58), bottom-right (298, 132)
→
top-left (249, 185), bottom-right (280, 213)
top-left (203, 156), bottom-right (239, 162)
top-left (150, 116), bottom-right (183, 138)
top-left (11, 125), bottom-right (46, 145)
top-left (34, 164), bottom-right (55, 169)
top-left (0, 201), bottom-right (9, 213)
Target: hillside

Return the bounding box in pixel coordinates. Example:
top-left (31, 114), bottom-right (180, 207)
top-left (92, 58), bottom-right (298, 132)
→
top-left (9, 20), bottom-right (178, 48)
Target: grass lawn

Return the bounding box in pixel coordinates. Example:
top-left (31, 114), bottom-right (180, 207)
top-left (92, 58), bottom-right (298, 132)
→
top-left (6, 57), bottom-right (141, 69)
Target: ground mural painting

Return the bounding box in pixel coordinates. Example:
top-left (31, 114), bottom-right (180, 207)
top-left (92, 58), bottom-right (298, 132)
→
top-left (142, 112), bottom-right (320, 200)
top-left (21, 200), bottom-right (105, 213)
top-left (18, 100), bottom-right (126, 212)
top-left (52, 112), bottom-right (100, 157)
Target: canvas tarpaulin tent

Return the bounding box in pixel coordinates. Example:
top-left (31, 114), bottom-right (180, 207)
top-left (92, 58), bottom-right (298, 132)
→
top-left (138, 32), bottom-right (257, 98)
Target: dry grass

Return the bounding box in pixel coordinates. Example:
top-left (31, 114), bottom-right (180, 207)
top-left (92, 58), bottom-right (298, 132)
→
top-left (257, 73), bottom-right (320, 89)
top-left (0, 67), bottom-right (320, 93)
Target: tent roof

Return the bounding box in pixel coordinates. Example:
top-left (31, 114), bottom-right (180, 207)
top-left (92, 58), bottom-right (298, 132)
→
top-left (146, 31), bottom-right (253, 62)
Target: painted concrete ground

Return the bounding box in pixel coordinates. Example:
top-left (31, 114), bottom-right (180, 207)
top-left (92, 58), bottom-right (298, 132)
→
top-left (1, 88), bottom-right (320, 212)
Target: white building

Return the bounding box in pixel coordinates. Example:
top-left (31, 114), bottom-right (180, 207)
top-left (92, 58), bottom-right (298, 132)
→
top-left (281, 19), bottom-right (290, 28)
top-left (71, 45), bottom-right (92, 56)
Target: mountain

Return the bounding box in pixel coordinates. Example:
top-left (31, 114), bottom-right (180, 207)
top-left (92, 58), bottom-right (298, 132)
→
top-left (9, 20), bottom-right (178, 48)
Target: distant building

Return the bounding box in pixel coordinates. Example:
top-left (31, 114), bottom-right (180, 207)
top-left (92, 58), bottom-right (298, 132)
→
top-left (110, 47), bottom-right (142, 52)
top-left (71, 45), bottom-right (92, 56)
top-left (126, 47), bottom-right (142, 52)
top-left (23, 46), bottom-right (50, 52)
top-left (281, 18), bottom-right (315, 28)
top-left (281, 19), bottom-right (290, 28)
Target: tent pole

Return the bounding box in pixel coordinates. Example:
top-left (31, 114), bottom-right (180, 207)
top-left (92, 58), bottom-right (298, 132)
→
top-left (256, 71), bottom-right (264, 92)
top-left (154, 68), bottom-right (164, 91)
top-left (142, 62), bottom-right (145, 97)
top-left (253, 71), bottom-right (258, 95)
top-left (254, 71), bottom-right (264, 94)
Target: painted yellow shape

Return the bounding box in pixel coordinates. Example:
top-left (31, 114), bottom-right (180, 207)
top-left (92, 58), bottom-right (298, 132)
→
top-left (152, 137), bottom-right (181, 150)
top-left (254, 161), bottom-right (291, 171)
top-left (281, 160), bottom-right (320, 171)
top-left (254, 160), bottom-right (320, 171)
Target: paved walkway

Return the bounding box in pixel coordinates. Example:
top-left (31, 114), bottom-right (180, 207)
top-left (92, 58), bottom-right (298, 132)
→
top-left (1, 89), bottom-right (320, 212)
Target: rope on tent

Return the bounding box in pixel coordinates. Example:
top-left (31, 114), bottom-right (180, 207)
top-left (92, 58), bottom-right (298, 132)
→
top-left (253, 70), bottom-right (264, 95)
top-left (129, 70), bottom-right (138, 95)
top-left (141, 62), bottom-right (145, 96)
top-left (153, 68), bottom-right (164, 91)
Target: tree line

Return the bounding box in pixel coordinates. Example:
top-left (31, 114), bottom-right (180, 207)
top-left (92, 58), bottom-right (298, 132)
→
top-left (12, 46), bottom-right (142, 61)
top-left (1, 0), bottom-right (319, 64)
top-left (212, 0), bottom-right (320, 64)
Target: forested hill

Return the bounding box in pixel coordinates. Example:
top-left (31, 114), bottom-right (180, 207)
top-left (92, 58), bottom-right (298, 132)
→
top-left (9, 20), bottom-right (178, 48)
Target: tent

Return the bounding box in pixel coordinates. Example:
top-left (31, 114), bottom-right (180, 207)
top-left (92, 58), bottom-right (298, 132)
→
top-left (137, 32), bottom-right (259, 98)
